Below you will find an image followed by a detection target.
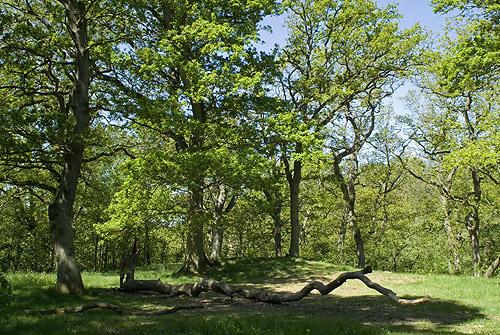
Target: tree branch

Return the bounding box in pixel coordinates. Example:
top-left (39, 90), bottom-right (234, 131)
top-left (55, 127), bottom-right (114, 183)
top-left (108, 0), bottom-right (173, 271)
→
top-left (25, 302), bottom-right (203, 316)
top-left (119, 267), bottom-right (431, 305)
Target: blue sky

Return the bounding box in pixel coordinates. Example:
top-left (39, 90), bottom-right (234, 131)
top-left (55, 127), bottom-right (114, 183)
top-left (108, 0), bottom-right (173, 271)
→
top-left (259, 0), bottom-right (447, 50)
top-left (258, 0), bottom-right (450, 115)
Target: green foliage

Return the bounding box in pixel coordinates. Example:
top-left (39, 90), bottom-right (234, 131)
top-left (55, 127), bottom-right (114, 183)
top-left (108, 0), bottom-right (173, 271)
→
top-left (1, 0), bottom-right (500, 284)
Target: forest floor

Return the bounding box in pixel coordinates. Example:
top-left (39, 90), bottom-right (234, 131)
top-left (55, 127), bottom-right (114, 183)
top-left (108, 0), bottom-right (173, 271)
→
top-left (4, 258), bottom-right (500, 335)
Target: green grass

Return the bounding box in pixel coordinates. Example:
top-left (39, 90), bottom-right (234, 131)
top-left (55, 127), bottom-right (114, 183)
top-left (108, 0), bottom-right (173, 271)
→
top-left (3, 258), bottom-right (500, 335)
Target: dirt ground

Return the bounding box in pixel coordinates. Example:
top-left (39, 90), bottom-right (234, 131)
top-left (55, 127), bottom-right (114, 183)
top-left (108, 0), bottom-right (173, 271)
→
top-left (110, 271), bottom-right (480, 329)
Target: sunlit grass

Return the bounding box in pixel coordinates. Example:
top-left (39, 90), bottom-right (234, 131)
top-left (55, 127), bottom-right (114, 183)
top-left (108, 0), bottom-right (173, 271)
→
top-left (3, 258), bottom-right (500, 335)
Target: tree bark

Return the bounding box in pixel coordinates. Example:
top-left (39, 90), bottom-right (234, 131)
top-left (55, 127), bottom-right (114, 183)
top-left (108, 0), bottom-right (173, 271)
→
top-left (273, 209), bottom-right (283, 257)
top-left (288, 174), bottom-right (301, 257)
top-left (439, 168), bottom-right (462, 274)
top-left (440, 194), bottom-right (462, 274)
top-left (334, 153), bottom-right (365, 268)
top-left (465, 212), bottom-right (481, 276)
top-left (485, 254), bottom-right (500, 278)
top-left (182, 217), bottom-right (211, 273)
top-left (210, 228), bottom-right (224, 264)
top-left (47, 0), bottom-right (91, 293)
top-left (468, 168), bottom-right (482, 276)
top-left (119, 266), bottom-right (430, 305)
top-left (284, 142), bottom-right (303, 258)
top-left (209, 184), bottom-right (235, 264)
top-left (178, 177), bottom-right (211, 273)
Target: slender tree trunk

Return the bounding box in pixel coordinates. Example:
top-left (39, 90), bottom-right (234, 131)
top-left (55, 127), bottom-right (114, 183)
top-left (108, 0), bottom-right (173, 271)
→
top-left (288, 174), bottom-right (301, 257)
top-left (284, 143), bottom-right (303, 258)
top-left (145, 227), bottom-right (151, 265)
top-left (94, 235), bottom-right (99, 272)
top-left (465, 211), bottom-right (481, 276)
top-left (440, 194), bottom-right (461, 274)
top-left (334, 153), bottom-right (365, 268)
top-left (337, 218), bottom-right (346, 264)
top-left (468, 168), bottom-right (482, 276)
top-left (209, 185), bottom-right (235, 265)
top-left (47, 0), bottom-right (91, 293)
top-left (274, 216), bottom-right (282, 257)
top-left (439, 168), bottom-right (461, 274)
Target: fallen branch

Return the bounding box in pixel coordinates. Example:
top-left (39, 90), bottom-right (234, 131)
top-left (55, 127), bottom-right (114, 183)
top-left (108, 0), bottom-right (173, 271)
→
top-left (120, 266), bottom-right (431, 305)
top-left (25, 302), bottom-right (203, 316)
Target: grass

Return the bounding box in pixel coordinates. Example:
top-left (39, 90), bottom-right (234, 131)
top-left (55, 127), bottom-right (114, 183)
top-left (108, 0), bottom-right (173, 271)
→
top-left (2, 258), bottom-right (500, 335)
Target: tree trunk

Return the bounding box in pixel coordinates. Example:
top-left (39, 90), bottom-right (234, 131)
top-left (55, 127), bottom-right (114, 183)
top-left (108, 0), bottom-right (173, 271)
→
top-left (465, 211), bottom-right (481, 276)
top-left (284, 143), bottom-right (303, 258)
top-left (337, 218), bottom-right (346, 264)
top-left (47, 0), bottom-right (91, 293)
top-left (439, 168), bottom-right (462, 274)
top-left (209, 228), bottom-right (224, 265)
top-left (288, 174), bottom-right (300, 257)
top-left (485, 254), bottom-right (500, 278)
top-left (178, 178), bottom-right (211, 273)
top-left (440, 194), bottom-right (462, 274)
top-left (49, 198), bottom-right (84, 293)
top-left (273, 210), bottom-right (283, 257)
top-left (209, 185), bottom-right (235, 265)
top-left (334, 153), bottom-right (365, 268)
top-left (469, 168), bottom-right (482, 276)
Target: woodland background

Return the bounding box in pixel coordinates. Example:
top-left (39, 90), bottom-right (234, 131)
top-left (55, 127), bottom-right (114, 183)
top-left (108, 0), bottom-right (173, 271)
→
top-left (1, 0), bottom-right (500, 296)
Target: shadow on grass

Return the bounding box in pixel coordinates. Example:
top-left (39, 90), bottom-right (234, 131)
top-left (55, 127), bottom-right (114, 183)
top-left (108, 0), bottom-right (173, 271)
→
top-left (3, 258), bottom-right (486, 335)
top-left (4, 285), bottom-right (484, 335)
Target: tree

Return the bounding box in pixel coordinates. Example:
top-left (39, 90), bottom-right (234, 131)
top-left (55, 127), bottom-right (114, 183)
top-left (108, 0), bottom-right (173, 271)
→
top-left (275, 0), bottom-right (424, 262)
top-left (403, 1), bottom-right (500, 275)
top-left (0, 0), bottom-right (103, 292)
top-left (97, 0), bottom-right (279, 272)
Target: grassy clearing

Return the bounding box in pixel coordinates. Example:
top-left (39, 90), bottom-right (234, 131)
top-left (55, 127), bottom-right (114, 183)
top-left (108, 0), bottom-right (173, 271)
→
top-left (3, 258), bottom-right (500, 335)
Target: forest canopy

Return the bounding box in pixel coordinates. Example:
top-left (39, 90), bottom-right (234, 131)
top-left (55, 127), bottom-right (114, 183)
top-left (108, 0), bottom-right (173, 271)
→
top-left (1, 0), bottom-right (500, 293)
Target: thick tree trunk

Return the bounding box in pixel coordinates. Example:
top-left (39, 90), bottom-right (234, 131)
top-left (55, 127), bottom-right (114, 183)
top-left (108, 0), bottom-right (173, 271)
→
top-left (120, 238), bottom-right (138, 286)
top-left (182, 219), bottom-right (211, 273)
top-left (465, 211), bottom-right (481, 276)
top-left (47, 0), bottom-right (91, 293)
top-left (179, 181), bottom-right (211, 273)
top-left (49, 198), bottom-right (84, 294)
top-left (209, 228), bottom-right (224, 265)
